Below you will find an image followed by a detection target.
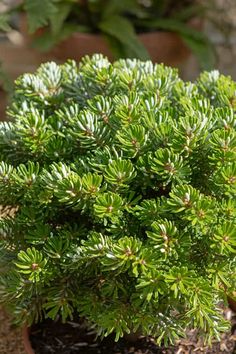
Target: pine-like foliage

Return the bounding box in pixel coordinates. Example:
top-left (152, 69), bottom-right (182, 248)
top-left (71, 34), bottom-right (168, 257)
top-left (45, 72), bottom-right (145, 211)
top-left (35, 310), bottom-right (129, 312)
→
top-left (0, 55), bottom-right (235, 344)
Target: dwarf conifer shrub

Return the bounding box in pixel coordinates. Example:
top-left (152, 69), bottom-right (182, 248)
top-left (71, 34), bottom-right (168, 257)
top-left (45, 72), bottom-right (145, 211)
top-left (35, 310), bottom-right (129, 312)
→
top-left (0, 55), bottom-right (235, 344)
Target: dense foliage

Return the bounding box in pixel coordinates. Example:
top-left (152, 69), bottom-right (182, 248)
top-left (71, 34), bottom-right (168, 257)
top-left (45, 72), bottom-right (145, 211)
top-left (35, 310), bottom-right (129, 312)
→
top-left (0, 55), bottom-right (235, 344)
top-left (0, 0), bottom-right (214, 68)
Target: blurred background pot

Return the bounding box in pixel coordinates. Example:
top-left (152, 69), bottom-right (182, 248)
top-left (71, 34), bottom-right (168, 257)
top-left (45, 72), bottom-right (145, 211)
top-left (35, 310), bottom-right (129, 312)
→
top-left (20, 15), bottom-right (202, 67)
top-left (52, 30), bottom-right (191, 67)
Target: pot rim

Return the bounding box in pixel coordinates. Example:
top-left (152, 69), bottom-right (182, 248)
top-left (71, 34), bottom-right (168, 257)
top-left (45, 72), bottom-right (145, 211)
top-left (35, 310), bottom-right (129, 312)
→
top-left (22, 326), bottom-right (35, 354)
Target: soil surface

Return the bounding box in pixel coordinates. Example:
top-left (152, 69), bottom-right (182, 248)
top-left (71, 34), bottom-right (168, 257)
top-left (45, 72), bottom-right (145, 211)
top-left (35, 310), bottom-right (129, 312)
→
top-left (31, 308), bottom-right (236, 354)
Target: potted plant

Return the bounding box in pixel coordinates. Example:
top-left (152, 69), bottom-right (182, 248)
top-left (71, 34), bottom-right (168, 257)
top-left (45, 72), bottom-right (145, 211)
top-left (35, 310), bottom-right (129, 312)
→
top-left (1, 0), bottom-right (215, 68)
top-left (0, 54), bottom-right (235, 353)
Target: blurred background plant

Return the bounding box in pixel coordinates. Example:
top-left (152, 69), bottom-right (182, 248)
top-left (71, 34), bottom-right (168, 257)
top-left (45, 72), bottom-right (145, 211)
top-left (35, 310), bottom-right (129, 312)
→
top-left (1, 0), bottom-right (236, 119)
top-left (0, 0), bottom-right (215, 66)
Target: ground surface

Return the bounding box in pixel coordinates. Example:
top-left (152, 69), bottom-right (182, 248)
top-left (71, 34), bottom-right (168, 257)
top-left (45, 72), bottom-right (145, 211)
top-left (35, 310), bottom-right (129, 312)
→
top-left (0, 307), bottom-right (25, 354)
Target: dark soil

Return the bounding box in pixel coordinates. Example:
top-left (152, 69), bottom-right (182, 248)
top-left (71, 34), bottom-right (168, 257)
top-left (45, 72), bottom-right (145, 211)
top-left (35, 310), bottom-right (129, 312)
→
top-left (30, 318), bottom-right (162, 354)
top-left (30, 308), bottom-right (236, 354)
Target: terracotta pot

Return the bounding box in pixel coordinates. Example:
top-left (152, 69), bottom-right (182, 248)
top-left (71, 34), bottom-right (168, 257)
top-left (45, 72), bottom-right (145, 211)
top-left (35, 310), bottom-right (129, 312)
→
top-left (227, 294), bottom-right (236, 313)
top-left (124, 329), bottom-right (142, 342)
top-left (22, 326), bottom-right (35, 354)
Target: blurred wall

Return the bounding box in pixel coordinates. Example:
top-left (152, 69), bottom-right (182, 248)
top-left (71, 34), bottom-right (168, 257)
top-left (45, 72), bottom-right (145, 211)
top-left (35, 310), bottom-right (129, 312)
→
top-left (182, 0), bottom-right (236, 80)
